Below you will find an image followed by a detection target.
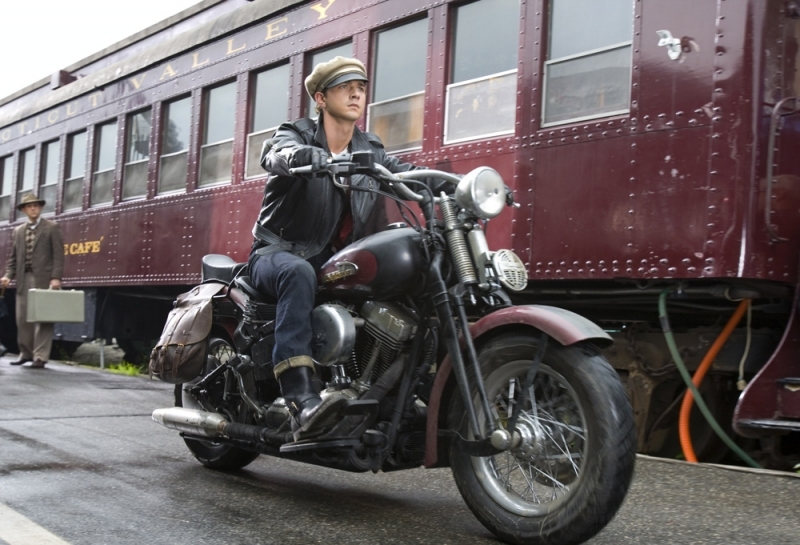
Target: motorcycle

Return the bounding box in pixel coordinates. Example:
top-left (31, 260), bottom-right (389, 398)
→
top-left (151, 151), bottom-right (636, 545)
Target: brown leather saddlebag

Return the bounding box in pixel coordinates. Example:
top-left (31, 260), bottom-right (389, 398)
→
top-left (149, 283), bottom-right (225, 384)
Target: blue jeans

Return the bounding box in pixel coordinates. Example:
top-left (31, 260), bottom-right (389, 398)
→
top-left (248, 251), bottom-right (319, 365)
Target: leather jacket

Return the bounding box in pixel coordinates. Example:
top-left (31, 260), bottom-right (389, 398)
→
top-left (252, 117), bottom-right (445, 261)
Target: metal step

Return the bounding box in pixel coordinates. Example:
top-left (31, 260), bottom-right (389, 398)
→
top-left (737, 419), bottom-right (800, 432)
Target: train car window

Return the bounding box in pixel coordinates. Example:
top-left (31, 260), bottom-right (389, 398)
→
top-left (123, 110), bottom-right (152, 200)
top-left (367, 19), bottom-right (427, 153)
top-left (40, 140), bottom-right (60, 215)
top-left (159, 96), bottom-right (191, 194)
top-left (64, 131), bottom-right (87, 211)
top-left (444, 0), bottom-right (519, 144)
top-left (306, 43), bottom-right (353, 117)
top-left (0, 156), bottom-right (11, 222)
top-left (246, 64), bottom-right (290, 179)
top-left (199, 81), bottom-right (236, 186)
top-left (91, 122), bottom-right (117, 207)
top-left (15, 148), bottom-right (36, 220)
top-left (542, 0), bottom-right (632, 126)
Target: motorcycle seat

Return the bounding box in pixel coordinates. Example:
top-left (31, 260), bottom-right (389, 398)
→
top-left (234, 275), bottom-right (278, 305)
top-left (201, 254), bottom-right (246, 283)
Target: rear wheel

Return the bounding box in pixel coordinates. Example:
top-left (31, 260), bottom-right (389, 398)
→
top-left (448, 333), bottom-right (636, 545)
top-left (175, 336), bottom-right (260, 470)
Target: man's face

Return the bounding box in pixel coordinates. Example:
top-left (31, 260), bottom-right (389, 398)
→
top-left (22, 203), bottom-right (42, 222)
top-left (316, 80), bottom-right (367, 122)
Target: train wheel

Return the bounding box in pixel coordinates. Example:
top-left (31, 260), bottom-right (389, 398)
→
top-left (448, 333), bottom-right (637, 545)
top-left (175, 336), bottom-right (260, 470)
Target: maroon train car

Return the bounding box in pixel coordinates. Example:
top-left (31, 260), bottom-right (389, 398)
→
top-left (0, 0), bottom-right (798, 466)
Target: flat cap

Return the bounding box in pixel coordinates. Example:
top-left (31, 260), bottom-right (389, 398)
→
top-left (304, 56), bottom-right (368, 99)
top-left (17, 193), bottom-right (45, 210)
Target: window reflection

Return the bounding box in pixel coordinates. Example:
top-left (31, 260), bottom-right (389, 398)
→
top-left (40, 141), bottom-right (60, 215)
top-left (247, 65), bottom-right (290, 178)
top-left (445, 0), bottom-right (519, 144)
top-left (0, 156), bottom-right (12, 221)
top-left (367, 19), bottom-right (427, 153)
top-left (159, 97), bottom-right (191, 194)
top-left (543, 0), bottom-right (632, 126)
top-left (64, 131), bottom-right (87, 211)
top-left (123, 110), bottom-right (151, 200)
top-left (16, 148), bottom-right (36, 219)
top-left (200, 81), bottom-right (236, 186)
top-left (91, 122), bottom-right (116, 207)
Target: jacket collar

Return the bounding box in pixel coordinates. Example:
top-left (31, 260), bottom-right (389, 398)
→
top-left (312, 117), bottom-right (369, 154)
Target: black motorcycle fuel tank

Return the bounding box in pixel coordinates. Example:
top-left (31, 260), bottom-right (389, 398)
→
top-left (318, 227), bottom-right (424, 299)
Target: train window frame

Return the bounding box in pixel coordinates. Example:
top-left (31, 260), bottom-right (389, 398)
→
top-left (245, 64), bottom-right (291, 180)
top-left (199, 80), bottom-right (237, 188)
top-left (91, 121), bottom-right (117, 208)
top-left (122, 108), bottom-right (153, 201)
top-left (0, 155), bottom-right (12, 223)
top-left (39, 140), bottom-right (60, 216)
top-left (158, 95), bottom-right (192, 196)
top-left (541, 0), bottom-right (633, 128)
top-left (443, 0), bottom-right (520, 145)
top-left (15, 148), bottom-right (37, 220)
top-left (366, 18), bottom-right (428, 154)
top-left (63, 131), bottom-right (87, 212)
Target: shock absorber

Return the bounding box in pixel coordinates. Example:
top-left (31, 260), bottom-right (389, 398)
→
top-left (440, 193), bottom-right (478, 285)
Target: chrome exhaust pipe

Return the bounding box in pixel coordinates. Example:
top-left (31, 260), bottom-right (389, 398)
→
top-left (152, 407), bottom-right (228, 438)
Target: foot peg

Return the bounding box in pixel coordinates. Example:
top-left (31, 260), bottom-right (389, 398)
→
top-left (291, 398), bottom-right (379, 442)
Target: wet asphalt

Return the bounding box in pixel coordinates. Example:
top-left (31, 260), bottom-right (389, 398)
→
top-left (0, 352), bottom-right (797, 545)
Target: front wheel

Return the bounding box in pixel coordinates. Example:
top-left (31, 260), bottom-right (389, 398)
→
top-left (448, 333), bottom-right (636, 545)
top-left (175, 335), bottom-right (260, 470)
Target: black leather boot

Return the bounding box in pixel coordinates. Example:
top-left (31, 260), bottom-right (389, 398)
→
top-left (279, 365), bottom-right (322, 422)
top-left (277, 363), bottom-right (347, 441)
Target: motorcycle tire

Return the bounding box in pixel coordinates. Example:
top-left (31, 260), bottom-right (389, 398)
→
top-left (448, 332), bottom-right (636, 545)
top-left (174, 335), bottom-right (261, 470)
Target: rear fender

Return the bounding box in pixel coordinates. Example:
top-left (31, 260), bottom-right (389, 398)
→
top-left (423, 305), bottom-right (612, 468)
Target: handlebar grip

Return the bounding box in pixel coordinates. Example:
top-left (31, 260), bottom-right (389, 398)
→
top-left (289, 165), bottom-right (316, 176)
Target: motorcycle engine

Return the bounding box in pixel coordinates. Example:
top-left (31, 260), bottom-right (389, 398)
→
top-left (350, 301), bottom-right (417, 381)
top-left (310, 300), bottom-right (417, 382)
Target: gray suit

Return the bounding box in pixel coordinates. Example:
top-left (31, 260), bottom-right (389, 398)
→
top-left (4, 218), bottom-right (64, 361)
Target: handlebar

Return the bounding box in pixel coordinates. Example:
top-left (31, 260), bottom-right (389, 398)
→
top-left (287, 151), bottom-right (517, 210)
top-left (288, 153), bottom-right (458, 203)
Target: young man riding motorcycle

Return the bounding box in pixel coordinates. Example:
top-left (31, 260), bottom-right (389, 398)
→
top-left (249, 56), bottom-right (449, 441)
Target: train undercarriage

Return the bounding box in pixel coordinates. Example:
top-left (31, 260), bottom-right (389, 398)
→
top-left (513, 278), bottom-right (800, 470)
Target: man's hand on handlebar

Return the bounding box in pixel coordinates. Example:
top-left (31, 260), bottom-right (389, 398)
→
top-left (289, 146), bottom-right (329, 172)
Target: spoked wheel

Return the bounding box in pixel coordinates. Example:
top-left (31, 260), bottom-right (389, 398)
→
top-left (448, 332), bottom-right (636, 545)
top-left (175, 336), bottom-right (260, 470)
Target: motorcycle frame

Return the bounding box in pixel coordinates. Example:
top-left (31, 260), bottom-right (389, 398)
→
top-left (197, 163), bottom-right (615, 470)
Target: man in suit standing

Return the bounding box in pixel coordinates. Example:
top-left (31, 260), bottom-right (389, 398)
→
top-left (1, 193), bottom-right (64, 368)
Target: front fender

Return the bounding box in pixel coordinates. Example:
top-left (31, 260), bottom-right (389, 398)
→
top-left (423, 305), bottom-right (612, 468)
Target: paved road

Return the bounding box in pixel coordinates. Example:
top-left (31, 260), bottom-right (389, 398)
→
top-left (0, 356), bottom-right (798, 545)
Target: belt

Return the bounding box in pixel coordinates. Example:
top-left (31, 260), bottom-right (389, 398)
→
top-left (252, 223), bottom-right (293, 256)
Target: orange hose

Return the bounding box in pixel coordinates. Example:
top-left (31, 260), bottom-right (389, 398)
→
top-left (678, 299), bottom-right (750, 463)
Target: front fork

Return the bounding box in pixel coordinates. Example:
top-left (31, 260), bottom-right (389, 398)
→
top-left (428, 249), bottom-right (538, 455)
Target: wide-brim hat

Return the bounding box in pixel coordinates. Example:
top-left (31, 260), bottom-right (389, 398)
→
top-left (16, 193), bottom-right (45, 210)
top-left (304, 56), bottom-right (368, 99)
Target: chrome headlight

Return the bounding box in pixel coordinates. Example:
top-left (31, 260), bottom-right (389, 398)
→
top-left (455, 167), bottom-right (506, 219)
top-left (492, 249), bottom-right (527, 291)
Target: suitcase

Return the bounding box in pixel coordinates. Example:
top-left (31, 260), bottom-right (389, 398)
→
top-left (26, 289), bottom-right (85, 323)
